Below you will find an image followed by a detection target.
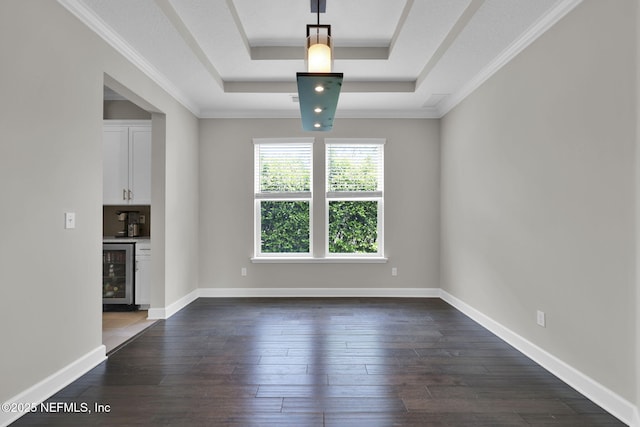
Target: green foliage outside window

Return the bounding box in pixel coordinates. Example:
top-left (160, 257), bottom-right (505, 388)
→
top-left (327, 145), bottom-right (381, 253)
top-left (261, 201), bottom-right (310, 253)
top-left (257, 143), bottom-right (381, 255)
top-left (328, 201), bottom-right (378, 253)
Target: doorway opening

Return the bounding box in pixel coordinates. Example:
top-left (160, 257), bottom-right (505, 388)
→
top-left (101, 76), bottom-right (164, 353)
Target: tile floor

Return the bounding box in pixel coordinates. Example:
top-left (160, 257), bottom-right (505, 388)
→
top-left (102, 310), bottom-right (156, 353)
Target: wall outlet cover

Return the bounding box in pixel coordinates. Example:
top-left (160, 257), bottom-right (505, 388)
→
top-left (536, 310), bottom-right (546, 327)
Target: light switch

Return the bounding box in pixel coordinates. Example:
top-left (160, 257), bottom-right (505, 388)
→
top-left (536, 310), bottom-right (546, 327)
top-left (65, 212), bottom-right (76, 229)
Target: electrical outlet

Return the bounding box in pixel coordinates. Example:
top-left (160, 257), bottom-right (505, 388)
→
top-left (139, 214), bottom-right (146, 224)
top-left (536, 310), bottom-right (546, 327)
top-left (391, 267), bottom-right (398, 276)
top-left (241, 267), bottom-right (247, 277)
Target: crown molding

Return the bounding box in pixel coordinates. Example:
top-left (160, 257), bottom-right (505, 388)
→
top-left (223, 80), bottom-right (416, 94)
top-left (250, 46), bottom-right (390, 61)
top-left (199, 108), bottom-right (439, 120)
top-left (436, 0), bottom-right (584, 118)
top-left (336, 109), bottom-right (440, 119)
top-left (57, 0), bottom-right (201, 117)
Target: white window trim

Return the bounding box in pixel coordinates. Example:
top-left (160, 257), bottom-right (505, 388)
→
top-left (253, 198), bottom-right (314, 258)
top-left (325, 138), bottom-right (385, 259)
top-left (255, 192), bottom-right (311, 200)
top-left (252, 137), bottom-right (387, 263)
top-left (251, 256), bottom-right (387, 263)
top-left (324, 138), bottom-right (386, 146)
top-left (324, 197), bottom-right (384, 259)
top-left (253, 138), bottom-right (314, 258)
top-left (252, 137), bottom-right (315, 145)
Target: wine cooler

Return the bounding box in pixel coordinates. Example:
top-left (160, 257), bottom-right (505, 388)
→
top-left (102, 243), bottom-right (135, 306)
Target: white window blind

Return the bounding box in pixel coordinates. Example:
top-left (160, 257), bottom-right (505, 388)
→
top-left (255, 141), bottom-right (313, 197)
top-left (253, 138), bottom-right (314, 257)
top-left (326, 140), bottom-right (384, 196)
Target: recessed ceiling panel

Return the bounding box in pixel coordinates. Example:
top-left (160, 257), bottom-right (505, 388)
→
top-left (419, 0), bottom-right (560, 94)
top-left (67, 0), bottom-right (582, 118)
top-left (82, 0), bottom-right (221, 109)
top-left (232, 0), bottom-right (407, 47)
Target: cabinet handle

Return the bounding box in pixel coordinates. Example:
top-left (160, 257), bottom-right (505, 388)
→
top-left (128, 190), bottom-right (133, 200)
top-left (122, 189), bottom-right (127, 200)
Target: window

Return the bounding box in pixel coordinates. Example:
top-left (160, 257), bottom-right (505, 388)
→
top-left (326, 139), bottom-right (384, 257)
top-left (253, 137), bottom-right (385, 262)
top-left (254, 138), bottom-right (313, 256)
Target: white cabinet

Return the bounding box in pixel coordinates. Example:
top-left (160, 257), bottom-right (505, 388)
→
top-left (103, 121), bottom-right (151, 205)
top-left (135, 241), bottom-right (151, 307)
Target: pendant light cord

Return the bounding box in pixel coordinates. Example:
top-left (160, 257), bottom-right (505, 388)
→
top-left (316, 0), bottom-right (320, 43)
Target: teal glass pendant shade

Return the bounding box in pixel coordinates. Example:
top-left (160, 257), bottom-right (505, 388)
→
top-left (296, 72), bottom-right (343, 131)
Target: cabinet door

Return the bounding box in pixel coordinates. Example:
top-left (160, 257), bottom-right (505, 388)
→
top-left (135, 255), bottom-right (151, 305)
top-left (103, 126), bottom-right (130, 205)
top-left (129, 127), bottom-right (152, 205)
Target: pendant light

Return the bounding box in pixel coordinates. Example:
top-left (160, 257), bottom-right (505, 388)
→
top-left (307, 24), bottom-right (332, 72)
top-left (296, 0), bottom-right (343, 131)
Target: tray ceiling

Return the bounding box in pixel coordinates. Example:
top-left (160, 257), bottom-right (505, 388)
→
top-left (60, 0), bottom-right (582, 118)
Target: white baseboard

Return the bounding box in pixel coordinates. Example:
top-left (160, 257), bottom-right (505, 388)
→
top-left (147, 289), bottom-right (199, 320)
top-left (0, 345), bottom-right (106, 427)
top-left (439, 290), bottom-right (637, 427)
top-left (197, 287), bottom-right (440, 298)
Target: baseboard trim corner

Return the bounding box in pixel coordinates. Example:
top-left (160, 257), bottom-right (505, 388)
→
top-left (0, 345), bottom-right (106, 427)
top-left (632, 407), bottom-right (640, 427)
top-left (147, 289), bottom-right (199, 320)
top-left (439, 290), bottom-right (637, 426)
top-left (197, 287), bottom-right (441, 298)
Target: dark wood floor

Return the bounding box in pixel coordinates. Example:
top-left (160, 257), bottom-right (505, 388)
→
top-left (14, 298), bottom-right (624, 426)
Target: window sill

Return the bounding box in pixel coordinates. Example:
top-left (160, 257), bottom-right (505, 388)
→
top-left (251, 257), bottom-right (388, 264)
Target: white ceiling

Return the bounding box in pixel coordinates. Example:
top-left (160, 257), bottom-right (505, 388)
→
top-left (60, 0), bottom-right (582, 119)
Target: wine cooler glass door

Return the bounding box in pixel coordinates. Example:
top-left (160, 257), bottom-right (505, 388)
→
top-left (103, 243), bottom-right (134, 305)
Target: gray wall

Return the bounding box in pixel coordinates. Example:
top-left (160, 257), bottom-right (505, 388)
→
top-left (2, 0), bottom-right (638, 417)
top-left (637, 0), bottom-right (640, 414)
top-left (103, 100), bottom-right (152, 120)
top-left (163, 111), bottom-right (200, 304)
top-left (441, 0), bottom-right (636, 401)
top-left (0, 0), bottom-right (199, 402)
top-left (199, 118), bottom-right (440, 290)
